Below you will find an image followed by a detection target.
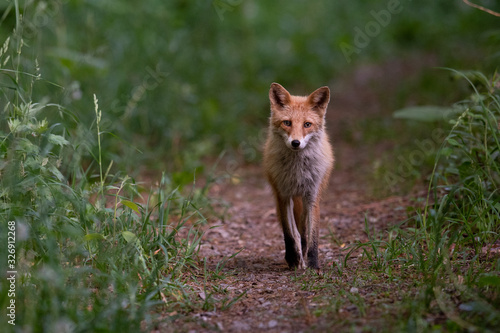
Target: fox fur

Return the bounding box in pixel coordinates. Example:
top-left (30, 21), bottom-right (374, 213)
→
top-left (263, 83), bottom-right (334, 269)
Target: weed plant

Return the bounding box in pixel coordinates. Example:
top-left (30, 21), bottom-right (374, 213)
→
top-left (0, 11), bottom-right (225, 332)
top-left (347, 71), bottom-right (500, 331)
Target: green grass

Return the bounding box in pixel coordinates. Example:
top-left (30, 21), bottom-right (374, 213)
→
top-left (0, 15), bottom-right (235, 332)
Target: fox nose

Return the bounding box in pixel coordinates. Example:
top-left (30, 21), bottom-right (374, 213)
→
top-left (291, 140), bottom-right (300, 148)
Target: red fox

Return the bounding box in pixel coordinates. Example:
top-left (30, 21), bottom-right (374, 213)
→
top-left (263, 83), bottom-right (334, 270)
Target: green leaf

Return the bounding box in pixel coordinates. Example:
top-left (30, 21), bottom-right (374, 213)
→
top-left (122, 231), bottom-right (143, 250)
top-left (8, 119), bottom-right (31, 134)
top-left (440, 147), bottom-right (453, 157)
top-left (478, 274), bottom-right (500, 287)
top-left (47, 47), bottom-right (108, 69)
top-left (121, 200), bottom-right (140, 213)
top-left (7, 119), bottom-right (21, 132)
top-left (445, 167), bottom-right (459, 175)
top-left (17, 138), bottom-right (39, 154)
top-left (122, 230), bottom-right (138, 243)
top-left (447, 138), bottom-right (461, 147)
top-left (84, 233), bottom-right (106, 241)
top-left (48, 165), bottom-right (65, 181)
top-left (393, 106), bottom-right (463, 122)
top-left (47, 134), bottom-right (69, 146)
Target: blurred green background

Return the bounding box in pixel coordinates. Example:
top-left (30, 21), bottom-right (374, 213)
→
top-left (1, 0), bottom-right (498, 176)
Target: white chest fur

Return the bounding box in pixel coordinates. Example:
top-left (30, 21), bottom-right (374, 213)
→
top-left (266, 133), bottom-right (329, 199)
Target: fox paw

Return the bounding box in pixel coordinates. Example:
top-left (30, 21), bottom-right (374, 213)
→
top-left (285, 255), bottom-right (306, 270)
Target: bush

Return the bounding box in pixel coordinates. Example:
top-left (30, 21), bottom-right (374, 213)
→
top-left (0, 21), bottom-right (213, 333)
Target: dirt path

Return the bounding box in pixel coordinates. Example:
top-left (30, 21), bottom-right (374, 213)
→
top-left (159, 141), bottom-right (416, 332)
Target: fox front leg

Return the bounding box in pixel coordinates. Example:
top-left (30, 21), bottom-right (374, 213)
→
top-left (276, 196), bottom-right (305, 269)
top-left (299, 196), bottom-right (320, 270)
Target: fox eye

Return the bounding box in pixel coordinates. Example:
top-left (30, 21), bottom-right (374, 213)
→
top-left (304, 122), bottom-right (312, 128)
top-left (282, 120), bottom-right (291, 126)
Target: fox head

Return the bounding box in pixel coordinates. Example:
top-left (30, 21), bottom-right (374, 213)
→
top-left (269, 82), bottom-right (330, 150)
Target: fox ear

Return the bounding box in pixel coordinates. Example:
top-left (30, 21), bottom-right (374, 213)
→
top-left (308, 86), bottom-right (330, 113)
top-left (269, 83), bottom-right (291, 109)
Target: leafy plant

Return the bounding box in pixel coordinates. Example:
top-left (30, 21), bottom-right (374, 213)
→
top-left (354, 70), bottom-right (500, 330)
top-left (0, 11), bottom-right (228, 332)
